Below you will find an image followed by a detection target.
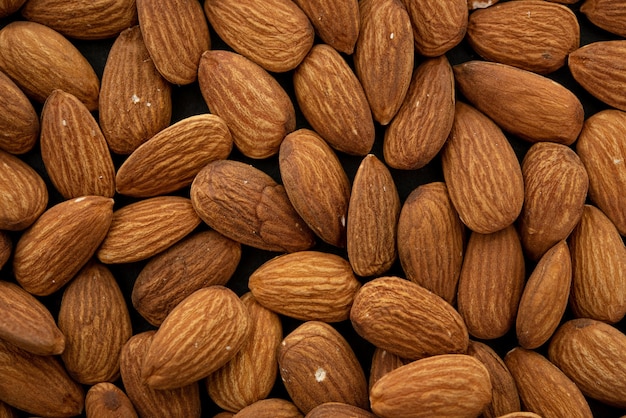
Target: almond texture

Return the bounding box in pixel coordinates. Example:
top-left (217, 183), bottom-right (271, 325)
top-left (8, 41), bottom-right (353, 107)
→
top-left (0, 70), bottom-right (39, 154)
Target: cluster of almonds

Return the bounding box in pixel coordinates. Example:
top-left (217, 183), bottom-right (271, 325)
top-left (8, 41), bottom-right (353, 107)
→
top-left (0, 0), bottom-right (626, 417)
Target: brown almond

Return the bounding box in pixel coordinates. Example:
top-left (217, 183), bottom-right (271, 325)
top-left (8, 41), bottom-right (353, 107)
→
top-left (85, 383), bottom-right (138, 418)
top-left (0, 0), bottom-right (25, 17)
top-left (233, 399), bottom-right (303, 418)
top-left (580, 0), bottom-right (626, 37)
top-left (305, 403), bottom-right (377, 418)
top-left (0, 400), bottom-right (17, 418)
top-left (468, 0), bottom-right (499, 10)
top-left (0, 70), bottom-right (39, 154)
top-left (0, 232), bottom-right (10, 270)
top-left (369, 348), bottom-right (407, 391)
top-left (497, 413), bottom-right (543, 418)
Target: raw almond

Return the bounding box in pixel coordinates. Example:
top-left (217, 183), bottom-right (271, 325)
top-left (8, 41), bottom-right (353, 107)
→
top-left (198, 50), bottom-right (294, 159)
top-left (0, 21), bottom-right (100, 110)
top-left (13, 196), bottom-right (114, 296)
top-left (85, 383), bottom-right (138, 418)
top-left (0, 401), bottom-right (16, 418)
top-left (580, 0), bottom-right (626, 37)
top-left (369, 348), bottom-right (407, 391)
top-left (233, 399), bottom-right (303, 418)
top-left (0, 0), bottom-right (25, 17)
top-left (0, 232), bottom-right (10, 270)
top-left (497, 413), bottom-right (542, 418)
top-left (454, 60), bottom-right (584, 144)
top-left (305, 403), bottom-right (376, 418)
top-left (97, 196), bottom-right (200, 264)
top-left (441, 101), bottom-right (524, 234)
top-left (468, 0), bottom-right (499, 9)
top-left (0, 70), bottom-right (39, 154)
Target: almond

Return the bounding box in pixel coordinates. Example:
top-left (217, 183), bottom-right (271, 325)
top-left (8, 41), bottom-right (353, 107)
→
top-left (96, 195), bottom-right (200, 264)
top-left (468, 0), bottom-right (499, 10)
top-left (203, 0), bottom-right (314, 72)
top-left (0, 0), bottom-right (25, 17)
top-left (0, 401), bottom-right (16, 418)
top-left (0, 21), bottom-right (99, 110)
top-left (136, 0), bottom-right (210, 85)
top-left (99, 25), bottom-right (172, 155)
top-left (370, 354), bottom-right (492, 418)
top-left (190, 160), bottom-right (315, 253)
top-left (454, 60), bottom-right (584, 144)
top-left (13, 196), bottom-right (114, 296)
top-left (85, 383), bottom-right (138, 418)
top-left (278, 321), bottom-right (369, 414)
top-left (350, 276), bottom-right (469, 359)
top-left (248, 251), bottom-right (361, 322)
top-left (233, 399), bottom-right (303, 418)
top-left (441, 102), bottom-right (524, 234)
top-left (198, 50), bottom-right (295, 159)
top-left (497, 413), bottom-right (542, 418)
top-left (305, 403), bottom-right (377, 418)
top-left (580, 0), bottom-right (626, 37)
top-left (369, 348), bottom-right (407, 391)
top-left (354, 0), bottom-right (413, 125)
top-left (0, 70), bottom-right (39, 154)
top-left (0, 232), bottom-right (10, 270)
top-left (40, 89), bottom-right (116, 199)
top-left (293, 44), bottom-right (375, 156)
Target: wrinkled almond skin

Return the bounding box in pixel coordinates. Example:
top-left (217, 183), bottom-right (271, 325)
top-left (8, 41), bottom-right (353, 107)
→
top-left (518, 142), bottom-right (589, 260)
top-left (347, 154), bottom-right (400, 277)
top-left (99, 25), bottom-right (172, 155)
top-left (13, 196), bottom-right (114, 296)
top-left (397, 182), bottom-right (465, 304)
top-left (354, 0), bottom-right (413, 125)
top-left (0, 70), bottom-right (39, 154)
top-left (233, 399), bottom-right (303, 418)
top-left (40, 89), bottom-right (116, 199)
top-left (305, 403), bottom-right (377, 418)
top-left (467, 0), bottom-right (499, 9)
top-left (132, 230), bottom-right (241, 326)
top-left (505, 347), bottom-right (593, 418)
top-left (203, 0), bottom-right (314, 72)
top-left (190, 160), bottom-right (315, 253)
top-left (384, 56), bottom-right (455, 170)
top-left (0, 150), bottom-right (48, 231)
top-left (580, 0), bottom-right (626, 37)
top-left (0, 232), bottom-right (10, 270)
top-left (454, 60), bottom-right (584, 144)
top-left (97, 196), bottom-right (201, 264)
top-left (467, 0), bottom-right (579, 74)
top-left (0, 21), bottom-right (100, 110)
top-left (370, 354), bottom-right (492, 418)
top-left (369, 348), bottom-right (407, 391)
top-left (294, 44), bottom-right (375, 156)
top-left (249, 251), bottom-right (361, 322)
top-left (136, 0), bottom-right (210, 85)
top-left (441, 102), bottom-right (524, 234)
top-left (548, 319), bottom-right (626, 409)
top-left (198, 50), bottom-right (295, 159)
top-left (278, 321), bottom-right (368, 414)
top-left (120, 331), bottom-right (201, 418)
top-left (350, 276), bottom-right (469, 359)
top-left (0, 0), bottom-right (25, 17)
top-left (0, 400), bottom-right (17, 418)
top-left (85, 383), bottom-right (138, 418)
top-left (21, 0), bottom-right (138, 40)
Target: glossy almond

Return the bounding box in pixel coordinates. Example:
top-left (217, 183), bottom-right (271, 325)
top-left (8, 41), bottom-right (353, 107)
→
top-left (40, 89), bottom-right (116, 199)
top-left (85, 383), bottom-right (138, 418)
top-left (580, 0), bottom-right (626, 37)
top-left (116, 114), bottom-right (232, 197)
top-left (350, 276), bottom-right (469, 359)
top-left (233, 399), bottom-right (303, 418)
top-left (13, 196), bottom-right (114, 296)
top-left (441, 102), bottom-right (524, 234)
top-left (305, 403), bottom-right (376, 418)
top-left (198, 50), bottom-right (294, 159)
top-left (0, 21), bottom-right (99, 110)
top-left (0, 70), bottom-right (39, 154)
top-left (97, 196), bottom-right (200, 264)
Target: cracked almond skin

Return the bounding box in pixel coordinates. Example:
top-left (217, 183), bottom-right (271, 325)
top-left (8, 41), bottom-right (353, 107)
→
top-left (191, 160), bottom-right (315, 253)
top-left (454, 60), bottom-right (584, 144)
top-left (0, 70), bottom-right (39, 154)
top-left (0, 21), bottom-right (100, 110)
top-left (85, 383), bottom-right (138, 418)
top-left (233, 399), bottom-right (303, 418)
top-left (350, 276), bottom-right (469, 360)
top-left (580, 0), bottom-right (626, 37)
top-left (467, 0), bottom-right (579, 74)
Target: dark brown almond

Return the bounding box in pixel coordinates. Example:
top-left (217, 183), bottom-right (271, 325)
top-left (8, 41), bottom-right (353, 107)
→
top-left (0, 70), bottom-right (39, 154)
top-left (85, 383), bottom-right (138, 418)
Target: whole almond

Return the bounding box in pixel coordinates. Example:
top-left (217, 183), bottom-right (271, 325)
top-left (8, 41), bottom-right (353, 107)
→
top-left (13, 196), bottom-right (114, 296)
top-left (278, 321), bottom-right (368, 414)
top-left (0, 149), bottom-right (48, 231)
top-left (233, 399), bottom-right (303, 418)
top-left (190, 160), bottom-right (315, 253)
top-left (40, 89), bottom-right (116, 199)
top-left (96, 196), bottom-right (200, 264)
top-left (85, 383), bottom-right (138, 418)
top-left (0, 0), bottom-right (25, 17)
top-left (99, 25), bottom-right (172, 155)
top-left (136, 0), bottom-right (210, 85)
top-left (293, 44), bottom-right (375, 156)
top-left (580, 0), bottom-right (626, 37)
top-left (0, 401), bottom-right (16, 418)
top-left (383, 55), bottom-right (455, 170)
top-left (120, 331), bottom-right (201, 418)
top-left (441, 102), bottom-right (524, 234)
top-left (248, 251), bottom-right (361, 322)
top-left (369, 348), bottom-right (407, 391)
top-left (21, 0), bottom-right (138, 40)
top-left (0, 232), bottom-right (10, 270)
top-left (354, 0), bottom-right (413, 125)
top-left (0, 70), bottom-right (39, 154)
top-left (0, 280), bottom-right (64, 356)
top-left (203, 0), bottom-right (314, 72)
top-left (397, 182), bottom-right (465, 304)
top-left (466, 0), bottom-right (579, 74)
top-left (198, 50), bottom-right (295, 159)
top-left (350, 276), bottom-right (469, 359)
top-left (0, 21), bottom-right (99, 110)
top-left (370, 354), bottom-right (492, 418)
top-left (454, 60), bottom-right (584, 144)
top-left (518, 142), bottom-right (589, 260)
top-left (347, 154), bottom-right (400, 277)
top-left (279, 129), bottom-right (351, 247)
top-left (305, 403), bottom-right (377, 418)
top-left (132, 230), bottom-right (241, 326)
top-left (116, 114), bottom-right (232, 197)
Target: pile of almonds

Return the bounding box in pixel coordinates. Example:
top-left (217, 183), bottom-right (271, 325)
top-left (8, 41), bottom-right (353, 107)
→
top-left (0, 0), bottom-right (626, 417)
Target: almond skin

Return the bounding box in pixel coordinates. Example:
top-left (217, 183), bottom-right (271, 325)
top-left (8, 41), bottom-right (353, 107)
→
top-left (0, 232), bottom-right (10, 270)
top-left (0, 0), bottom-right (26, 17)
top-left (13, 196), bottom-right (114, 296)
top-left (369, 348), bottom-right (407, 391)
top-left (233, 399), bottom-right (303, 418)
top-left (40, 89), bottom-right (116, 199)
top-left (85, 383), bottom-right (138, 418)
top-left (0, 400), bottom-right (17, 418)
top-left (0, 21), bottom-right (100, 110)
top-left (305, 403), bottom-right (377, 418)
top-left (580, 0), bottom-right (626, 37)
top-left (0, 70), bottom-right (39, 154)
top-left (454, 60), bottom-right (584, 144)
